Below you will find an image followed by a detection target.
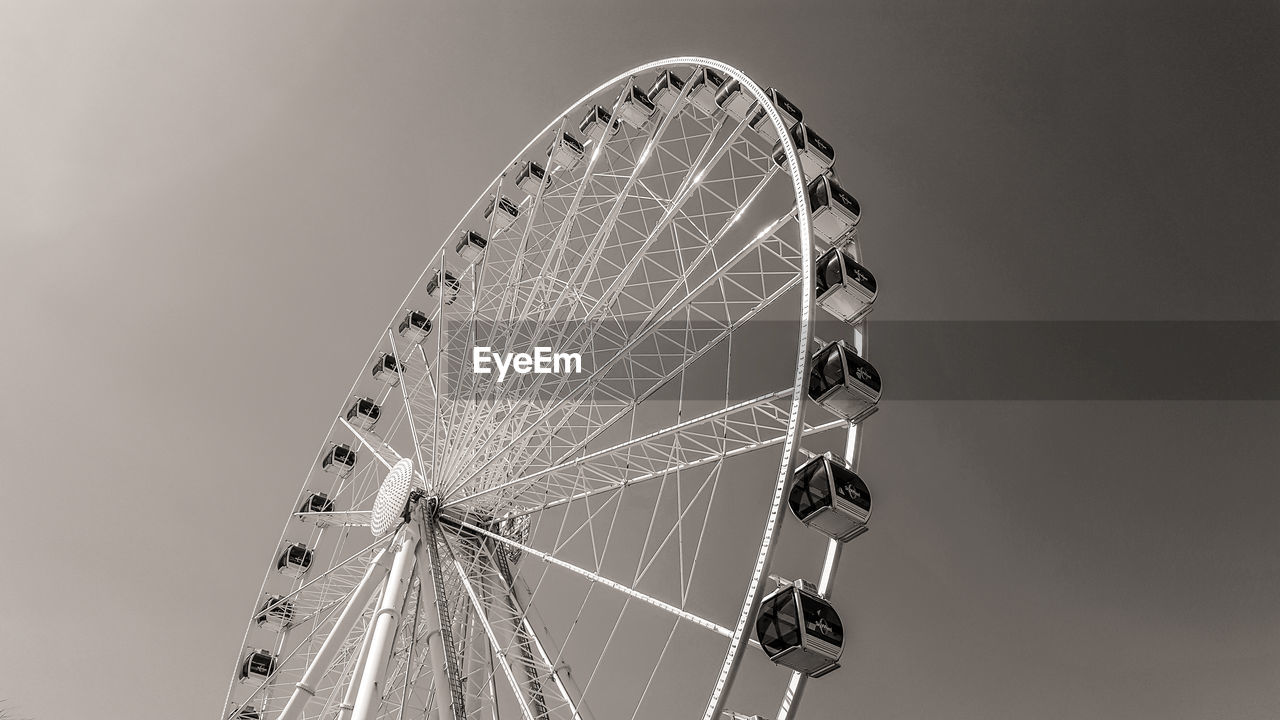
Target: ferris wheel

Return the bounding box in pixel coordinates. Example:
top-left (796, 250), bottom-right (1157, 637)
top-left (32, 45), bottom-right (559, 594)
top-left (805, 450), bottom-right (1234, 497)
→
top-left (222, 56), bottom-right (882, 720)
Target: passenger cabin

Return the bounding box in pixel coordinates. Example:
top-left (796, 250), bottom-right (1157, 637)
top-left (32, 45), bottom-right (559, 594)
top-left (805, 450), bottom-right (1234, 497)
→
top-left (239, 649), bottom-right (278, 681)
top-left (646, 69), bottom-right (687, 114)
top-left (321, 443), bottom-right (356, 477)
top-left (426, 270), bottom-right (461, 306)
top-left (277, 542), bottom-right (313, 577)
top-left (807, 340), bottom-right (881, 425)
top-left (755, 582), bottom-right (844, 677)
top-left (515, 161), bottom-right (549, 197)
top-left (749, 88), bottom-right (803, 144)
top-left (546, 130), bottom-right (585, 171)
top-left (455, 229), bottom-right (488, 264)
top-left (370, 352), bottom-right (405, 386)
top-left (616, 84), bottom-right (656, 130)
top-left (687, 67), bottom-right (727, 116)
top-left (484, 195), bottom-right (520, 233)
top-left (346, 397), bottom-right (381, 430)
top-left (807, 175), bottom-right (861, 246)
top-left (398, 310), bottom-right (432, 344)
top-left (232, 707), bottom-right (262, 720)
top-left (579, 105), bottom-right (616, 144)
top-left (789, 454), bottom-right (872, 542)
top-left (714, 79), bottom-right (757, 122)
top-left (298, 491), bottom-right (335, 527)
top-left (815, 246), bottom-right (876, 325)
top-left (256, 594), bottom-right (296, 631)
top-left (299, 491), bottom-right (335, 516)
top-left (772, 122), bottom-right (836, 179)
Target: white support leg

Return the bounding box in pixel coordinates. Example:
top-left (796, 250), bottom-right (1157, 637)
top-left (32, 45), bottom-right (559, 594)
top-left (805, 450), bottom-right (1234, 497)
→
top-left (351, 530), bottom-right (419, 720)
top-left (277, 547), bottom-right (395, 720)
top-left (339, 608), bottom-right (379, 720)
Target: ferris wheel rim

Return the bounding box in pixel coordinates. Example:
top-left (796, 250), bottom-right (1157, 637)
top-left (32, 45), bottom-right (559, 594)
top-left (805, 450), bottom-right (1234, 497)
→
top-left (224, 55), bottom-right (829, 720)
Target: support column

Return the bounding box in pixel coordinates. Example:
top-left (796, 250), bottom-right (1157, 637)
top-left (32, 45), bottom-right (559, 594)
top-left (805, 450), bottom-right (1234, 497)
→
top-left (278, 547), bottom-right (394, 720)
top-left (339, 604), bottom-right (379, 720)
top-left (351, 529), bottom-right (419, 720)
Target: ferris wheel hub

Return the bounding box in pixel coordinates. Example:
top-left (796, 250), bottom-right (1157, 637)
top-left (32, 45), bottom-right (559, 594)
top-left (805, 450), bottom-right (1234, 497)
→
top-left (371, 458), bottom-right (420, 537)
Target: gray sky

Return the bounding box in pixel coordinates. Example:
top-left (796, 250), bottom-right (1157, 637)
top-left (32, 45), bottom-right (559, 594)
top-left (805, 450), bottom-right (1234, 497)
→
top-left (1, 1), bottom-right (1277, 719)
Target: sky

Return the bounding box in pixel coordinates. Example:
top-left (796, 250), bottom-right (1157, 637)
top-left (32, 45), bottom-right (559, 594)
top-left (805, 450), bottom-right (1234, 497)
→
top-left (1, 1), bottom-right (1278, 719)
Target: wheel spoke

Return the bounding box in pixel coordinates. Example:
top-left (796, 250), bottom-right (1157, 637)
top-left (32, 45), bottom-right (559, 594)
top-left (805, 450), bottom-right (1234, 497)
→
top-left (447, 518), bottom-right (734, 641)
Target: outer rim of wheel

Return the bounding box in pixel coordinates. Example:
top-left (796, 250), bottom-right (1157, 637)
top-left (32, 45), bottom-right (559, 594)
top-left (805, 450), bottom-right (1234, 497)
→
top-left (224, 56), bottom-right (817, 720)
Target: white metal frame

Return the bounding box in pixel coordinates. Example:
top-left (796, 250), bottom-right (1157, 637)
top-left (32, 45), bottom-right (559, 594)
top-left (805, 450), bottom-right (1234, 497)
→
top-left (223, 56), bottom-right (880, 720)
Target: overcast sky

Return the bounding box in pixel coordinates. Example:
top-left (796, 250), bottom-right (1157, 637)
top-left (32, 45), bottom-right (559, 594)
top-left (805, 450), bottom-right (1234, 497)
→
top-left (1, 1), bottom-right (1277, 719)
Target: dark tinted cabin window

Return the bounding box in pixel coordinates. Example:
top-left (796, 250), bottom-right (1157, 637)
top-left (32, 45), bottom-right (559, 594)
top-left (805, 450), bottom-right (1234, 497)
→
top-left (789, 459), bottom-right (832, 520)
top-left (667, 71), bottom-right (685, 90)
top-left (842, 349), bottom-right (881, 395)
top-left (772, 90), bottom-right (801, 122)
top-left (705, 68), bottom-right (725, 86)
top-left (830, 183), bottom-right (860, 218)
top-left (757, 591), bottom-right (802, 656)
top-left (808, 177), bottom-right (829, 209)
top-left (815, 249), bottom-right (843, 296)
top-left (808, 346), bottom-right (845, 399)
top-left (831, 465), bottom-right (871, 512)
top-left (845, 258), bottom-right (876, 295)
top-left (248, 652), bottom-right (276, 675)
top-left (631, 86), bottom-right (654, 109)
top-left (805, 127), bottom-right (834, 158)
top-left (799, 594), bottom-right (844, 647)
top-left (581, 106), bottom-right (609, 131)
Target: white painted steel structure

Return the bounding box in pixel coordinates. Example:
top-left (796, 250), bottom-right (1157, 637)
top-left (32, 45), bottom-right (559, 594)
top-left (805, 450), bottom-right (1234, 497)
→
top-left (223, 57), bottom-right (877, 720)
